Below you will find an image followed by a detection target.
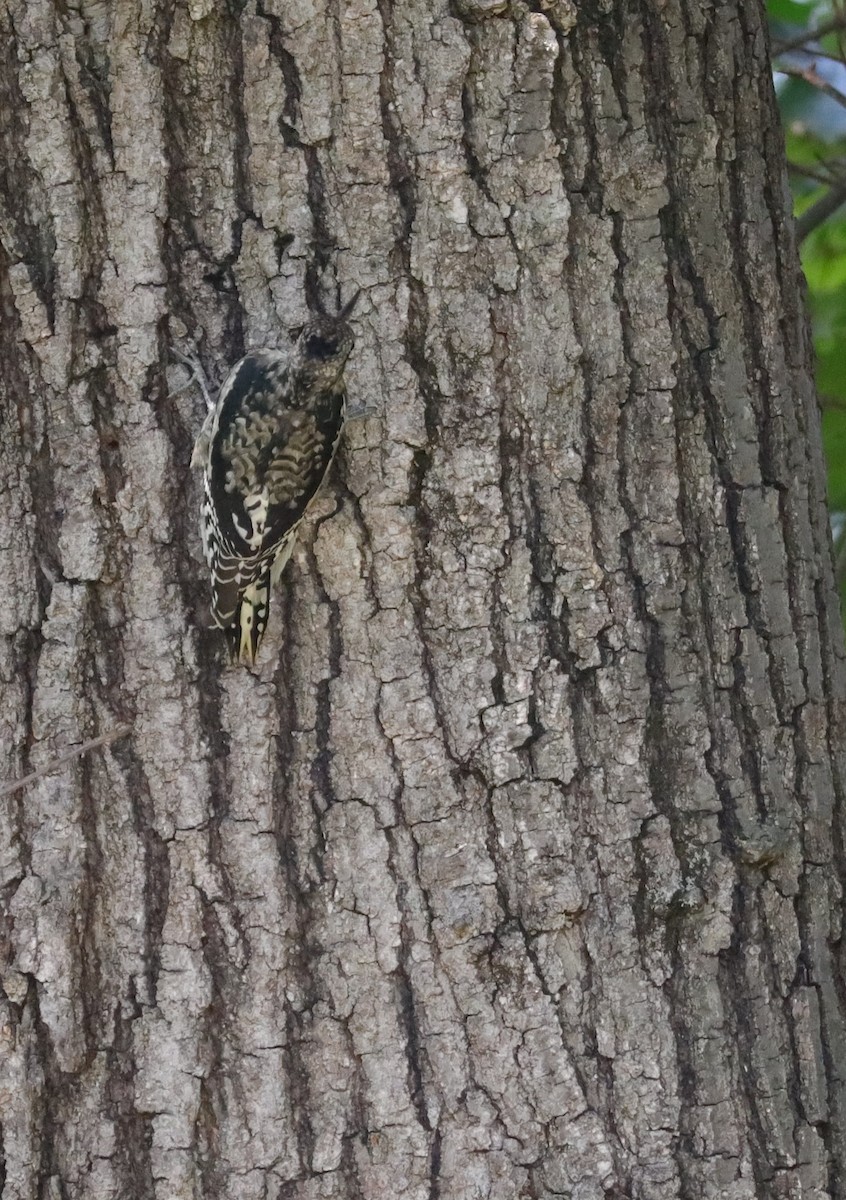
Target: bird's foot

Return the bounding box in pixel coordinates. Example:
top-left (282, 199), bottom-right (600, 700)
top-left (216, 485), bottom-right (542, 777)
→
top-left (344, 402), bottom-right (379, 422)
top-left (169, 346), bottom-right (216, 412)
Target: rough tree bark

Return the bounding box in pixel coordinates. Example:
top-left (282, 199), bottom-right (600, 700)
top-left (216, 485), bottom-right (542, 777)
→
top-left (0, 0), bottom-right (843, 1197)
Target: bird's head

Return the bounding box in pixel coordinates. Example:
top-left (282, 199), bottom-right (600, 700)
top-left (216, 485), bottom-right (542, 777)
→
top-left (295, 290), bottom-right (360, 388)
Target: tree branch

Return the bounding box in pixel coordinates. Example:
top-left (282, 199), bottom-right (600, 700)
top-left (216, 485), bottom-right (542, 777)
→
top-left (796, 181), bottom-right (846, 240)
top-left (776, 63), bottom-right (846, 112)
top-left (788, 161), bottom-right (843, 186)
top-left (774, 16), bottom-right (846, 56)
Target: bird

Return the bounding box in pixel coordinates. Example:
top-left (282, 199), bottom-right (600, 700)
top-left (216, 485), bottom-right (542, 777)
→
top-left (187, 291), bottom-right (361, 665)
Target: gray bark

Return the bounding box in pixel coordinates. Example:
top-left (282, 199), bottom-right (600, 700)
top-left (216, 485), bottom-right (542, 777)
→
top-left (0, 0), bottom-right (843, 1198)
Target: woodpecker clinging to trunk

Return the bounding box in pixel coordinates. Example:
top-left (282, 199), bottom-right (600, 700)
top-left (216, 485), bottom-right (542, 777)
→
top-left (189, 291), bottom-right (360, 665)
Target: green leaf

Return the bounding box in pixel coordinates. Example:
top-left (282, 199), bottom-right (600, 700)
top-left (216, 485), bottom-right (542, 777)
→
top-left (803, 213), bottom-right (846, 291)
top-left (822, 404), bottom-right (846, 509)
top-left (768, 0), bottom-right (817, 26)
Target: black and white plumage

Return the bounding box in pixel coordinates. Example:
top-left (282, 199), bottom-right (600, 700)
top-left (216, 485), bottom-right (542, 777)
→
top-left (191, 294), bottom-right (359, 665)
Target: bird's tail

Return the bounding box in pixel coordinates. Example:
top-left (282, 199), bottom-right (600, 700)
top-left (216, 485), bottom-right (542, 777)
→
top-left (225, 570), bottom-right (271, 666)
top-left (224, 534), bottom-right (298, 666)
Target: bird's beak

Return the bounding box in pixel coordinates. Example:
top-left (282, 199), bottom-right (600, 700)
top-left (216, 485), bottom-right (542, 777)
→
top-left (339, 289), bottom-right (362, 321)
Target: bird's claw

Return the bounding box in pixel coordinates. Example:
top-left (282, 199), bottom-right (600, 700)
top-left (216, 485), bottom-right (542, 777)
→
top-left (344, 402), bottom-right (379, 422)
top-left (169, 345), bottom-right (215, 411)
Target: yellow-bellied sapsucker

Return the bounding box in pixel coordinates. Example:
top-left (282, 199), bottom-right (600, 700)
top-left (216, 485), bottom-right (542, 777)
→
top-left (190, 292), bottom-right (360, 665)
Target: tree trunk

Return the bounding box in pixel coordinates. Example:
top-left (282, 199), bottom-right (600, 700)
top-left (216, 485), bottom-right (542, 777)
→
top-left (1, 1), bottom-right (843, 1197)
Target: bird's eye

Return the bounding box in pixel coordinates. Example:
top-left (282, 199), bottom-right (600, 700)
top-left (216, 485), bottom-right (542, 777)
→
top-left (305, 334), bottom-right (337, 359)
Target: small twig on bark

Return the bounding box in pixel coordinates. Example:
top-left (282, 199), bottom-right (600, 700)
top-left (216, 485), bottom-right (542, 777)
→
top-left (0, 725), bottom-right (133, 798)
